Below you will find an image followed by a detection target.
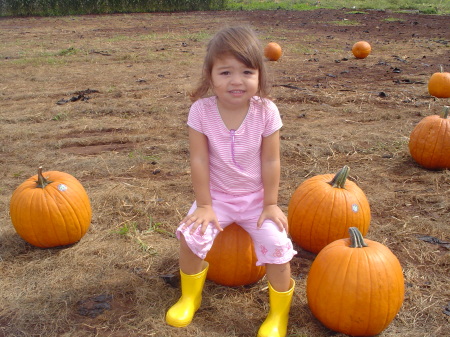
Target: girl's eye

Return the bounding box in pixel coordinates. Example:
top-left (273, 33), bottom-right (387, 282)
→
top-left (220, 71), bottom-right (230, 75)
top-left (244, 70), bottom-right (254, 75)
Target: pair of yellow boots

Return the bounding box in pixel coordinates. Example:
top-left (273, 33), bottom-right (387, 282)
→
top-left (165, 263), bottom-right (295, 337)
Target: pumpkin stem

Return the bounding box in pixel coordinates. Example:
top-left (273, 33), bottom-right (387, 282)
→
top-left (439, 64), bottom-right (444, 73)
top-left (328, 165), bottom-right (350, 189)
top-left (36, 166), bottom-right (52, 188)
top-left (442, 106), bottom-right (449, 119)
top-left (349, 227), bottom-right (368, 248)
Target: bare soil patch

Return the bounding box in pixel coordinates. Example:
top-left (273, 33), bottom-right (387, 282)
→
top-left (0, 9), bottom-right (449, 337)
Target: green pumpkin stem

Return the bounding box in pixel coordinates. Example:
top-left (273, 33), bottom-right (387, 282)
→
top-left (349, 227), bottom-right (368, 248)
top-left (328, 165), bottom-right (350, 188)
top-left (442, 106), bottom-right (449, 119)
top-left (36, 166), bottom-right (52, 188)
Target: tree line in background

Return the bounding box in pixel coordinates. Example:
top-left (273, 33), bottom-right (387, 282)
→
top-left (0, 0), bottom-right (227, 16)
top-left (1, 1), bottom-right (448, 19)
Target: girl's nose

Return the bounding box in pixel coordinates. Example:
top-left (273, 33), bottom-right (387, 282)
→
top-left (230, 74), bottom-right (243, 85)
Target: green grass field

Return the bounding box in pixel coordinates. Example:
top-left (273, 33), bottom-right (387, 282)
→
top-left (227, 0), bottom-right (449, 14)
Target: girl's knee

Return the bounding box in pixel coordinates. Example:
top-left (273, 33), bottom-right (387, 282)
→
top-left (266, 262), bottom-right (291, 273)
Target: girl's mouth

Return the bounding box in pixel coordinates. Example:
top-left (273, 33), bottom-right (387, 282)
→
top-left (229, 90), bottom-right (245, 95)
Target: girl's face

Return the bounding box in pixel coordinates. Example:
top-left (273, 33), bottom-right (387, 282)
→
top-left (211, 54), bottom-right (259, 110)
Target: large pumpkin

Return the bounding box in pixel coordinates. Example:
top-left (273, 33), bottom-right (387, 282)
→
top-left (288, 166), bottom-right (371, 254)
top-left (428, 66), bottom-right (450, 98)
top-left (205, 223), bottom-right (266, 287)
top-left (409, 106), bottom-right (450, 170)
top-left (9, 167), bottom-right (92, 248)
top-left (307, 227), bottom-right (405, 336)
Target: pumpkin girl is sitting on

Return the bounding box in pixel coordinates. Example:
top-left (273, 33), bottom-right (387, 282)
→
top-left (165, 26), bottom-right (297, 337)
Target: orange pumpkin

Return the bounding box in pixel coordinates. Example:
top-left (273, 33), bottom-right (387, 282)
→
top-left (288, 166), bottom-right (371, 254)
top-left (264, 42), bottom-right (282, 61)
top-left (409, 106), bottom-right (450, 170)
top-left (205, 223), bottom-right (265, 286)
top-left (9, 167), bottom-right (92, 248)
top-left (352, 41), bottom-right (371, 59)
top-left (428, 66), bottom-right (450, 98)
top-left (307, 227), bottom-right (405, 336)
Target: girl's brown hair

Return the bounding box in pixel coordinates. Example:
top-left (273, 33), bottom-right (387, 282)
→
top-left (190, 26), bottom-right (270, 102)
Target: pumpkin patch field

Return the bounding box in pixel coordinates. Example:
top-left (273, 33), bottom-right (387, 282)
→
top-left (0, 9), bottom-right (449, 337)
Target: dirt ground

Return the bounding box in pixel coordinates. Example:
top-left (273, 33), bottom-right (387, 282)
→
top-left (0, 9), bottom-right (449, 337)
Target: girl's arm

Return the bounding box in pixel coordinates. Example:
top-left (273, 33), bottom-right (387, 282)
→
top-left (258, 130), bottom-right (288, 232)
top-left (180, 127), bottom-right (222, 234)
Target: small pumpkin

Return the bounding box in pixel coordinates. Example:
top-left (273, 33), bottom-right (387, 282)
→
top-left (409, 106), bottom-right (450, 170)
top-left (9, 167), bottom-right (92, 248)
top-left (264, 42), bottom-right (282, 61)
top-left (307, 227), bottom-right (405, 336)
top-left (351, 41), bottom-right (371, 59)
top-left (428, 66), bottom-right (450, 98)
top-left (288, 166), bottom-right (371, 254)
top-left (205, 223), bottom-right (265, 286)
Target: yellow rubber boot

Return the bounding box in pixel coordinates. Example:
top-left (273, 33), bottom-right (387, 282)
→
top-left (257, 279), bottom-right (295, 337)
top-left (166, 262), bottom-right (209, 327)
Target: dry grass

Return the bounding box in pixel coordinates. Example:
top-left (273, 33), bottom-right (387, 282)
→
top-left (0, 9), bottom-right (449, 337)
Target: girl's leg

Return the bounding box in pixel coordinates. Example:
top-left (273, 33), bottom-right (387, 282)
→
top-left (166, 234), bottom-right (210, 328)
top-left (167, 191), bottom-right (235, 327)
top-left (167, 199), bottom-right (229, 329)
top-left (265, 262), bottom-right (291, 292)
top-left (240, 217), bottom-right (296, 337)
top-left (258, 263), bottom-right (295, 337)
top-left (179, 234), bottom-right (204, 275)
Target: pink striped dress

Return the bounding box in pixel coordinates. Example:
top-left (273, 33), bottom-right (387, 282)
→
top-left (187, 96), bottom-right (282, 196)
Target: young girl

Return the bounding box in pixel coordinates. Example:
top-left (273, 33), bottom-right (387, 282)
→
top-left (166, 26), bottom-right (297, 337)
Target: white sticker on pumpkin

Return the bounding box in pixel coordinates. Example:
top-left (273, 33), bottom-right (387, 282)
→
top-left (351, 204), bottom-right (359, 212)
top-left (58, 184), bottom-right (68, 192)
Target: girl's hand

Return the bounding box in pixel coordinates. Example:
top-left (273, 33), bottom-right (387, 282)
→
top-left (257, 204), bottom-right (288, 232)
top-left (180, 205), bottom-right (223, 235)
